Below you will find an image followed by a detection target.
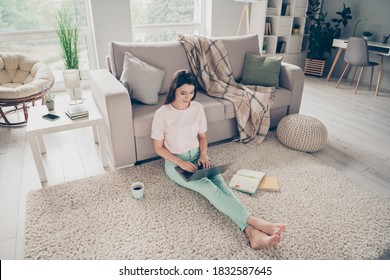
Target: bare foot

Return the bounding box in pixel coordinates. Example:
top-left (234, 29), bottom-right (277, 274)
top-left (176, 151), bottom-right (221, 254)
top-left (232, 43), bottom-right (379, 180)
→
top-left (247, 216), bottom-right (286, 236)
top-left (245, 226), bottom-right (280, 249)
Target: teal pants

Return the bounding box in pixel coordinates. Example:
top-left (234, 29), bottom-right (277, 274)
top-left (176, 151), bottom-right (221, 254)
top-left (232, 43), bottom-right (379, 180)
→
top-left (165, 148), bottom-right (251, 231)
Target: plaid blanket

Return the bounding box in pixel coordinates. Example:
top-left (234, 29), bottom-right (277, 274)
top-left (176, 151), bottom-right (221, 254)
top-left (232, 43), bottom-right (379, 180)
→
top-left (178, 34), bottom-right (274, 143)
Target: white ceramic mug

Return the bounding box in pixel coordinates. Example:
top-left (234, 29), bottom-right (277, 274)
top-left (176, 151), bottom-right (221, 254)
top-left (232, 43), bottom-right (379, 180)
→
top-left (131, 182), bottom-right (144, 199)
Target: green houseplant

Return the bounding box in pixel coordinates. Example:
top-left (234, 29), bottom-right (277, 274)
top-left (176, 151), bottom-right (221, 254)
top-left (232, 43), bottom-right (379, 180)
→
top-left (57, 8), bottom-right (83, 102)
top-left (56, 9), bottom-right (79, 71)
top-left (44, 92), bottom-right (55, 111)
top-left (304, 0), bottom-right (352, 76)
top-left (362, 31), bottom-right (373, 40)
top-left (306, 0), bottom-right (352, 60)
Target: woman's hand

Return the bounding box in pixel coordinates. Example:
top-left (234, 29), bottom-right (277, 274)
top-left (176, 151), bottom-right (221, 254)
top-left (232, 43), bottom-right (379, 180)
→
top-left (198, 155), bottom-right (213, 169)
top-left (178, 160), bottom-right (198, 173)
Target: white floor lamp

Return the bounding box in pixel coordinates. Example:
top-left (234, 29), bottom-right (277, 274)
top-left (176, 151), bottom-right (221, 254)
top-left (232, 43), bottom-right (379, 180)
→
top-left (235, 0), bottom-right (262, 36)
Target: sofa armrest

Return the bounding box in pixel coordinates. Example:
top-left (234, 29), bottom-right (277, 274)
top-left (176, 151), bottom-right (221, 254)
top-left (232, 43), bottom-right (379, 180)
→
top-left (90, 69), bottom-right (136, 168)
top-left (279, 62), bottom-right (304, 114)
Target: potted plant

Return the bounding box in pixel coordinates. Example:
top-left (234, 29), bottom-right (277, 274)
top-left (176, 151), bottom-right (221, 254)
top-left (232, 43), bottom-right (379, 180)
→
top-left (305, 0), bottom-right (352, 76)
top-left (362, 31), bottom-right (373, 40)
top-left (262, 42), bottom-right (267, 55)
top-left (57, 9), bottom-right (82, 101)
top-left (292, 23), bottom-right (300, 35)
top-left (44, 92), bottom-right (55, 111)
top-left (57, 9), bottom-right (79, 71)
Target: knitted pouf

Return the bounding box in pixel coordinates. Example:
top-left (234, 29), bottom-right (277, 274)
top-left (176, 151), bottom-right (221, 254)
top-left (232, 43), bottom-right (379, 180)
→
top-left (276, 114), bottom-right (328, 152)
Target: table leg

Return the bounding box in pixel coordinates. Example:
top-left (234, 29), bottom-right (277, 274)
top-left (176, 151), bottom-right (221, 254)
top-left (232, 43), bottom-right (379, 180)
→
top-left (29, 136), bottom-right (47, 182)
top-left (97, 124), bottom-right (108, 167)
top-left (326, 48), bottom-right (343, 81)
top-left (375, 55), bottom-right (385, 96)
top-left (37, 135), bottom-right (46, 154)
top-left (92, 125), bottom-right (98, 144)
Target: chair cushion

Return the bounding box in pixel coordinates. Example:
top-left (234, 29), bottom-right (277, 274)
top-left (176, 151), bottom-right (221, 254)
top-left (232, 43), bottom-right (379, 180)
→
top-left (241, 53), bottom-right (282, 87)
top-left (0, 53), bottom-right (37, 84)
top-left (0, 52), bottom-right (55, 99)
top-left (119, 52), bottom-right (165, 105)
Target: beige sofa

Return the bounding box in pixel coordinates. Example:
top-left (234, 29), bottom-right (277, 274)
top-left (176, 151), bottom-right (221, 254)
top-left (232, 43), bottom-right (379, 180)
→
top-left (89, 34), bottom-right (304, 168)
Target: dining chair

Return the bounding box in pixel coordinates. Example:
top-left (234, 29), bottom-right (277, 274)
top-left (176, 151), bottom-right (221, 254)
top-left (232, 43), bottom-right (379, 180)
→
top-left (336, 37), bottom-right (379, 94)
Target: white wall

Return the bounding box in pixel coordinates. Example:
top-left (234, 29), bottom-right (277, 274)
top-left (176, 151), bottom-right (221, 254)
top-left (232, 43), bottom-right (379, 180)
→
top-left (89, 0), bottom-right (258, 68)
top-left (89, 0), bottom-right (133, 69)
top-left (209, 0), bottom-right (249, 37)
top-left (322, 0), bottom-right (390, 91)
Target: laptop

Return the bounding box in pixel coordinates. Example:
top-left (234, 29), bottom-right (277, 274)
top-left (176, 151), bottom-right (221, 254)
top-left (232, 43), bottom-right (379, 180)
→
top-left (175, 163), bottom-right (232, 182)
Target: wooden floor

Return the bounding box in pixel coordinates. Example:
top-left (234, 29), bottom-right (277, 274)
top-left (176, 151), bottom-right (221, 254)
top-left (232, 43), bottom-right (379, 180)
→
top-left (1, 77), bottom-right (389, 259)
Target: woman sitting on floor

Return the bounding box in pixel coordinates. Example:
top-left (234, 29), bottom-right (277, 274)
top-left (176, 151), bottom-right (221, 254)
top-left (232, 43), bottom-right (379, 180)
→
top-left (151, 69), bottom-right (286, 249)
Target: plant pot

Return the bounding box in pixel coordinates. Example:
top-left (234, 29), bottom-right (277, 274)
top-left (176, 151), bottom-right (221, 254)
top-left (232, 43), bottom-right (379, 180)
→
top-left (304, 58), bottom-right (326, 77)
top-left (45, 101), bottom-right (55, 111)
top-left (363, 36), bottom-right (371, 41)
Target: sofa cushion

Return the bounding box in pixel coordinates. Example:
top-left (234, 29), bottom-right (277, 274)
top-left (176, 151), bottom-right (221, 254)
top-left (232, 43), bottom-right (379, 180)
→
top-left (109, 34), bottom-right (260, 93)
top-left (110, 41), bottom-right (190, 94)
top-left (219, 34), bottom-right (260, 82)
top-left (215, 87), bottom-right (292, 119)
top-left (132, 92), bottom-right (225, 138)
top-left (119, 52), bottom-right (165, 105)
top-left (132, 96), bottom-right (165, 138)
top-left (241, 53), bottom-right (282, 87)
top-left (193, 92), bottom-right (225, 123)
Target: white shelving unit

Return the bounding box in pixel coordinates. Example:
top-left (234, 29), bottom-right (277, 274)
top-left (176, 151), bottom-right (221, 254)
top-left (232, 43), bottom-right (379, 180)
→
top-left (250, 0), bottom-right (308, 68)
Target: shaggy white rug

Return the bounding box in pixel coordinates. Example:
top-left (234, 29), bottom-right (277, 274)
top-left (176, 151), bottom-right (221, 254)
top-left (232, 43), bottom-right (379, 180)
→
top-left (24, 133), bottom-right (390, 259)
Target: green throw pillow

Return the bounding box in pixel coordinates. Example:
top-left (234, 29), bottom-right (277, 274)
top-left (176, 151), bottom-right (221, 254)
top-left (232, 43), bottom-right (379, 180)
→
top-left (241, 53), bottom-right (282, 87)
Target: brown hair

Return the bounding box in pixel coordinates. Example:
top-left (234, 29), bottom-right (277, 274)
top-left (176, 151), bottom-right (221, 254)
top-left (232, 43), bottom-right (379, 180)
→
top-left (164, 69), bottom-right (197, 104)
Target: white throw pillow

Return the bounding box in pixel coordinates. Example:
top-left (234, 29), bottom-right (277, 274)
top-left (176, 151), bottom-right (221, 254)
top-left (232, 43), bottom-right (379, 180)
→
top-left (120, 52), bottom-right (165, 105)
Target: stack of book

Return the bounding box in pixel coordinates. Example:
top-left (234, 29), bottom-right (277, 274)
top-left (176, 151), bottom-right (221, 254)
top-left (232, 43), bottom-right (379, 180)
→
top-left (276, 41), bottom-right (286, 53)
top-left (265, 22), bottom-right (272, 35)
top-left (281, 4), bottom-right (291, 16)
top-left (66, 104), bottom-right (89, 120)
top-left (228, 169), bottom-right (280, 194)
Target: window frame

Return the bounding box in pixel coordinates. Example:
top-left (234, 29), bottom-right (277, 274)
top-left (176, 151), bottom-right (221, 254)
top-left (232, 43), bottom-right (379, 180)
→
top-left (131, 0), bottom-right (207, 42)
top-left (0, 0), bottom-right (97, 86)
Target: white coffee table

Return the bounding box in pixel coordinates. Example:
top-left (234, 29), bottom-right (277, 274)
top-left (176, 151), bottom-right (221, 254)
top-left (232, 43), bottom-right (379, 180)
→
top-left (26, 97), bottom-right (108, 183)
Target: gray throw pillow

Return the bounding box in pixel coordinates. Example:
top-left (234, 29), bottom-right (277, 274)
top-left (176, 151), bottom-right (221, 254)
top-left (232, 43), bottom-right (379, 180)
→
top-left (120, 52), bottom-right (165, 105)
top-left (241, 53), bottom-right (282, 87)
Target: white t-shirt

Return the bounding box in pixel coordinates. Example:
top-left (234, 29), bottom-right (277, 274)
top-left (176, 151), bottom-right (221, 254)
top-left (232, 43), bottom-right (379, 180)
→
top-left (151, 101), bottom-right (207, 154)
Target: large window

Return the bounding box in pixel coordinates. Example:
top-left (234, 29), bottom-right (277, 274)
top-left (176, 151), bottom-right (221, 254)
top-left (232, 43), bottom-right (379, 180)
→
top-left (130, 0), bottom-right (205, 42)
top-left (0, 0), bottom-right (96, 85)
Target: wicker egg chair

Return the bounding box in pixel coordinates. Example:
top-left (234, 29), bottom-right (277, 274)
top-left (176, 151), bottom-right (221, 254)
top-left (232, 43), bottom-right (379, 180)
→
top-left (0, 52), bottom-right (55, 126)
